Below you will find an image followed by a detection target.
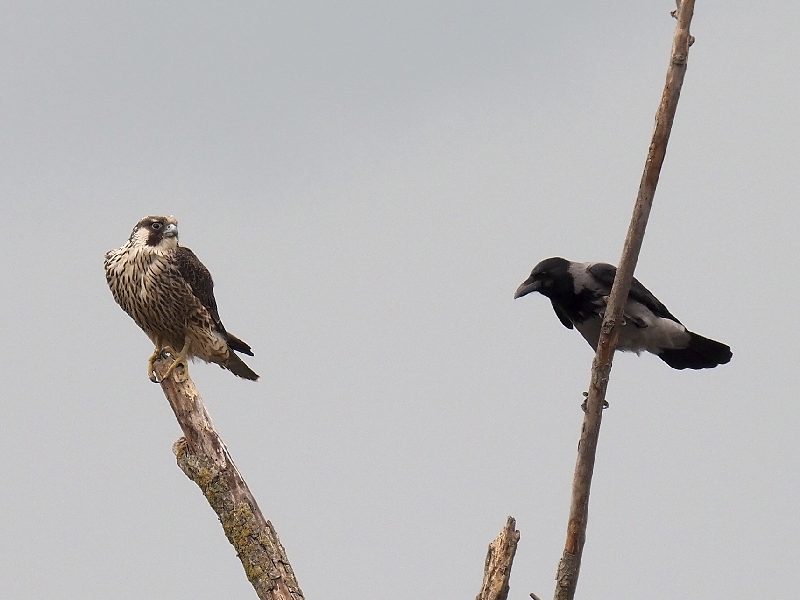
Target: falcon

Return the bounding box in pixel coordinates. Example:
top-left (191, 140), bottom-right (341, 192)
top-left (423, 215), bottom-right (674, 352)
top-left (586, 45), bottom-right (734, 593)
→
top-left (514, 257), bottom-right (732, 369)
top-left (104, 215), bottom-right (259, 382)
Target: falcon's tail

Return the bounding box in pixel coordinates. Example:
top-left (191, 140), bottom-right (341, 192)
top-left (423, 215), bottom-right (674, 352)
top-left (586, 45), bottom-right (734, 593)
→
top-left (658, 331), bottom-right (732, 370)
top-left (225, 353), bottom-right (260, 381)
top-left (226, 332), bottom-right (254, 356)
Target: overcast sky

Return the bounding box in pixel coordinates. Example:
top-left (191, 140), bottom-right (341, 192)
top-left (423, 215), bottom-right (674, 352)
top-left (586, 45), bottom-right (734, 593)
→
top-left (2, 2), bottom-right (797, 599)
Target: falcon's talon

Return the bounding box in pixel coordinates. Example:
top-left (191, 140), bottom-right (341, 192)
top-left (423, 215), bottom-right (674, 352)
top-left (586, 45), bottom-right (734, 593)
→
top-left (146, 344), bottom-right (177, 383)
top-left (147, 346), bottom-right (163, 383)
top-left (161, 358), bottom-right (189, 382)
top-left (160, 340), bottom-right (191, 382)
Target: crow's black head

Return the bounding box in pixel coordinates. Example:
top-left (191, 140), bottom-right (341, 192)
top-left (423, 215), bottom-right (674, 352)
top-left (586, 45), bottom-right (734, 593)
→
top-left (514, 257), bottom-right (571, 299)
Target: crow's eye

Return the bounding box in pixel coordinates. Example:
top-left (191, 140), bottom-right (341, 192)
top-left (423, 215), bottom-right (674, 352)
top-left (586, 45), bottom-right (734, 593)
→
top-left (151, 222), bottom-right (163, 230)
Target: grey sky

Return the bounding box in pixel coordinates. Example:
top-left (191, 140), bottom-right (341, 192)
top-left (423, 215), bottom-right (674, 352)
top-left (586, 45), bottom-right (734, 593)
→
top-left (2, 2), bottom-right (797, 599)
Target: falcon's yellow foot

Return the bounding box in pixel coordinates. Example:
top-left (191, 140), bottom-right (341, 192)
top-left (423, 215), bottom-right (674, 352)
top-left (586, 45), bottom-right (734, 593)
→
top-left (147, 347), bottom-right (165, 383)
top-left (160, 342), bottom-right (190, 383)
top-left (148, 346), bottom-right (179, 383)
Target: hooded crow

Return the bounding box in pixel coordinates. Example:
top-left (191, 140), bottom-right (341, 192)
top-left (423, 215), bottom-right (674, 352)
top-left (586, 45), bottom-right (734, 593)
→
top-left (514, 257), bottom-right (732, 369)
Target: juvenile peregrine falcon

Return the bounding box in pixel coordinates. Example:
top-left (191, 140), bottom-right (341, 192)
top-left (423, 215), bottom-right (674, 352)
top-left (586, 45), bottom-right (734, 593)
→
top-left (104, 215), bottom-right (259, 382)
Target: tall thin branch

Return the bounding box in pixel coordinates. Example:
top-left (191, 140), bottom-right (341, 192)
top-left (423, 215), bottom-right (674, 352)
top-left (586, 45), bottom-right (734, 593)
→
top-left (476, 517), bottom-right (521, 600)
top-left (153, 357), bottom-right (304, 600)
top-left (552, 3), bottom-right (696, 599)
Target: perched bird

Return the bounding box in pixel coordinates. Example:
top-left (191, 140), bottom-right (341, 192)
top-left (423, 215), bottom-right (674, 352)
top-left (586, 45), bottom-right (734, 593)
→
top-left (514, 257), bottom-right (732, 369)
top-left (105, 215), bottom-right (259, 382)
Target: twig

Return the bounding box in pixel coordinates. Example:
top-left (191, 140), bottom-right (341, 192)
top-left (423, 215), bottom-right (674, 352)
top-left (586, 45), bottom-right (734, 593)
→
top-left (552, 2), bottom-right (696, 599)
top-left (154, 357), bottom-right (304, 600)
top-left (476, 517), bottom-right (521, 600)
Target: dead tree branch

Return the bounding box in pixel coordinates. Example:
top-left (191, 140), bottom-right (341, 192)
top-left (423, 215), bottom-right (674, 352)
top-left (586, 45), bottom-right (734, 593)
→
top-left (153, 357), bottom-right (304, 600)
top-left (552, 3), bottom-right (696, 599)
top-left (476, 517), bottom-right (521, 600)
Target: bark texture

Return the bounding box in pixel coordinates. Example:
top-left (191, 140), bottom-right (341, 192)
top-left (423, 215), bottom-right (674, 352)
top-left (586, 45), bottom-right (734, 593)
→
top-left (154, 357), bottom-right (304, 600)
top-left (476, 517), bottom-right (521, 600)
top-left (553, 3), bottom-right (696, 599)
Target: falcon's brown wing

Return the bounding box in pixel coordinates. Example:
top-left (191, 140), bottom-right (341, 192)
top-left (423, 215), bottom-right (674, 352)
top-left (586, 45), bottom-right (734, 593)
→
top-left (174, 246), bottom-right (255, 356)
top-left (175, 246), bottom-right (222, 327)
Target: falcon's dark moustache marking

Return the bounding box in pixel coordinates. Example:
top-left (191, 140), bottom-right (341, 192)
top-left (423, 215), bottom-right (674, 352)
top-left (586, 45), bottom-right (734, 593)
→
top-left (141, 217), bottom-right (167, 247)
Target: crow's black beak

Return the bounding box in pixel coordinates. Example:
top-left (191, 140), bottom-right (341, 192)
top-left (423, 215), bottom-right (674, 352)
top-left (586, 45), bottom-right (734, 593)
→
top-left (514, 279), bottom-right (539, 299)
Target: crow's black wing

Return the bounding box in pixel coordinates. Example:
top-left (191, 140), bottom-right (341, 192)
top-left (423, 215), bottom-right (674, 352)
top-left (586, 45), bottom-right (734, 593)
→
top-left (587, 262), bottom-right (680, 323)
top-left (551, 301), bottom-right (574, 329)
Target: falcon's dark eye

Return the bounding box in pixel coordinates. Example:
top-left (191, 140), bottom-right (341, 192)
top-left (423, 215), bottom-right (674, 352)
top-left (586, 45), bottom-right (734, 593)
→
top-left (151, 222), bottom-right (163, 230)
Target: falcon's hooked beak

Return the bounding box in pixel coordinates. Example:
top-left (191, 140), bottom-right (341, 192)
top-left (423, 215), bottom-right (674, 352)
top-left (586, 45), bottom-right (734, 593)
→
top-left (514, 278), bottom-right (540, 299)
top-left (163, 223), bottom-right (178, 238)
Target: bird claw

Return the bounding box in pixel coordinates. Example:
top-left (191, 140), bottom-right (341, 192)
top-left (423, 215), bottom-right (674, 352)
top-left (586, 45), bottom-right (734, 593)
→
top-left (147, 346), bottom-right (179, 383)
top-left (581, 392), bottom-right (609, 412)
top-left (147, 348), bottom-right (162, 383)
top-left (158, 344), bottom-right (189, 383)
top-left (163, 359), bottom-right (189, 382)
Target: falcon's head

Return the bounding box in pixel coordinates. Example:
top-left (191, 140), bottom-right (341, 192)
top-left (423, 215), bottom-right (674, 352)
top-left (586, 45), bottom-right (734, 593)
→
top-left (129, 215), bottom-right (179, 252)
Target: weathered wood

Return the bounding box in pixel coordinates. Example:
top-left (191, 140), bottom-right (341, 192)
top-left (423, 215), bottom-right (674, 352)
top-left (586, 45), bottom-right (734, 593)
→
top-left (476, 517), bottom-right (521, 600)
top-left (553, 3), bottom-right (696, 599)
top-left (154, 357), bottom-right (304, 600)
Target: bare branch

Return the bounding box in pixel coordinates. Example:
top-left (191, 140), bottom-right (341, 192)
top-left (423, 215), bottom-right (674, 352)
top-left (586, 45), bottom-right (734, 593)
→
top-left (553, 3), bottom-right (696, 599)
top-left (476, 517), bottom-right (521, 600)
top-left (154, 357), bottom-right (304, 600)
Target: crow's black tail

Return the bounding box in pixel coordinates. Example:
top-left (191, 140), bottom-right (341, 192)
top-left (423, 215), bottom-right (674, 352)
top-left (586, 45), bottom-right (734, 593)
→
top-left (658, 332), bottom-right (732, 370)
